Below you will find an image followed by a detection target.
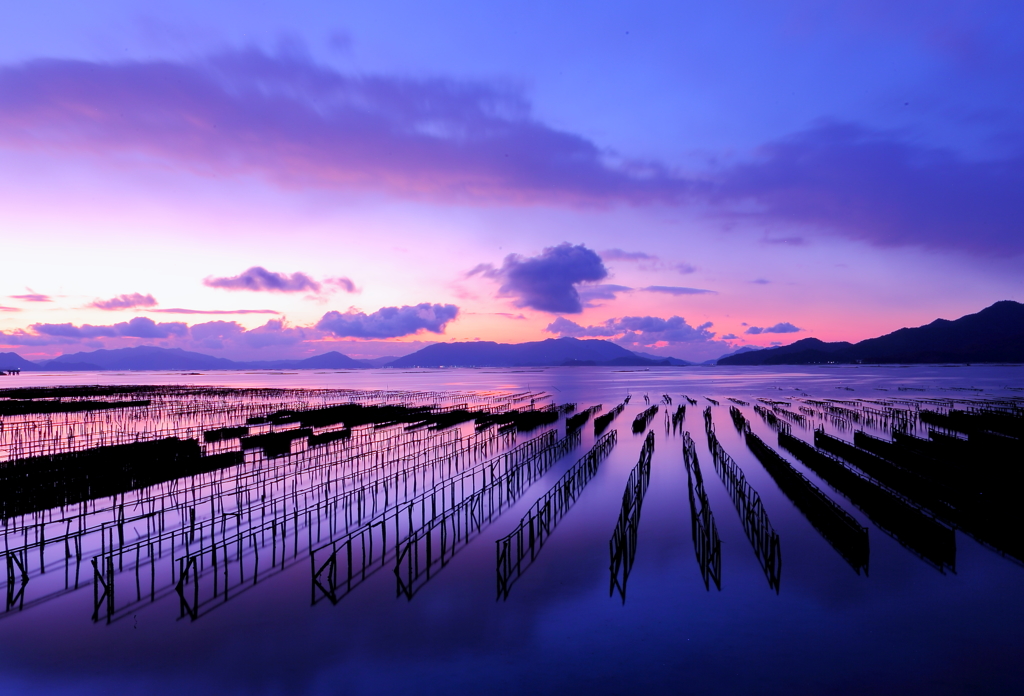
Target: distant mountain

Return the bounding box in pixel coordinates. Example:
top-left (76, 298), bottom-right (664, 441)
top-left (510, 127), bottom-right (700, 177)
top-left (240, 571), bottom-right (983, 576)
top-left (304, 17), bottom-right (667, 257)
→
top-left (719, 301), bottom-right (1024, 365)
top-left (717, 338), bottom-right (854, 366)
top-left (21, 346), bottom-right (373, 371)
top-left (712, 346), bottom-right (762, 363)
top-left (46, 347), bottom-right (240, 371)
top-left (362, 356), bottom-right (400, 368)
top-left (0, 352), bottom-right (43, 371)
top-left (630, 351), bottom-right (692, 366)
top-left (386, 337), bottom-right (673, 368)
top-left (241, 351), bottom-right (370, 370)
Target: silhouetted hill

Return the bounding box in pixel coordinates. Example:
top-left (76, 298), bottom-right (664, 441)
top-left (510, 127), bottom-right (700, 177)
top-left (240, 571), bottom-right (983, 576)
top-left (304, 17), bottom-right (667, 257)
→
top-left (242, 352), bottom-right (370, 370)
top-left (630, 351), bottom-right (692, 366)
top-left (386, 337), bottom-right (671, 368)
top-left (719, 301), bottom-right (1024, 365)
top-left (0, 352), bottom-right (43, 371)
top-left (709, 346), bottom-right (762, 364)
top-left (47, 347), bottom-right (240, 371)
top-left (26, 346), bottom-right (372, 371)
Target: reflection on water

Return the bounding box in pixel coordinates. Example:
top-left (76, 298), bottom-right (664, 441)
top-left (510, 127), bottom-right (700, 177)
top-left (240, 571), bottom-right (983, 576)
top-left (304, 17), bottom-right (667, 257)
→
top-left (682, 431), bottom-right (721, 590)
top-left (608, 430), bottom-right (653, 602)
top-left (496, 429), bottom-right (616, 599)
top-left (0, 367), bottom-right (1023, 695)
top-left (703, 406), bottom-right (782, 591)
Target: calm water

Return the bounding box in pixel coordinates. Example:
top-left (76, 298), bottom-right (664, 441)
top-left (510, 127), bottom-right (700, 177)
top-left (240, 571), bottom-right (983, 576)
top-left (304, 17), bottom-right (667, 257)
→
top-left (0, 365), bottom-right (1022, 696)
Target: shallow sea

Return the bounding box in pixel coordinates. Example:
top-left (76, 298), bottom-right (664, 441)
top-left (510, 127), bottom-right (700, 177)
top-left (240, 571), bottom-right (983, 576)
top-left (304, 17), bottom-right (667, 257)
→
top-left (0, 365), bottom-right (1022, 696)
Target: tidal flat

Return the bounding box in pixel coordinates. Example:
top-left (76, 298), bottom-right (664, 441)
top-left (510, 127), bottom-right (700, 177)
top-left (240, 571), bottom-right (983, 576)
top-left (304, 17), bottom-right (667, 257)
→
top-left (0, 365), bottom-right (1022, 696)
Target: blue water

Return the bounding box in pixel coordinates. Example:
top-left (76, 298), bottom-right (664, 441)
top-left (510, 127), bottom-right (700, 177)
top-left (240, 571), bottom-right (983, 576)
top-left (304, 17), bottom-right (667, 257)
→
top-left (0, 365), bottom-right (1021, 695)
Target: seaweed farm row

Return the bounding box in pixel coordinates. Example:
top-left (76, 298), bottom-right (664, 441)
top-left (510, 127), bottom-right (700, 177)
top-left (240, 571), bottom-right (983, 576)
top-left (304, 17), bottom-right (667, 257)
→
top-left (1, 385), bottom-right (1022, 624)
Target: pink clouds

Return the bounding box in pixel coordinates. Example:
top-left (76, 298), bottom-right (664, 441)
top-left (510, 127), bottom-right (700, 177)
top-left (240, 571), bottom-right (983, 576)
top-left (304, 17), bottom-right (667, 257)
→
top-left (89, 292), bottom-right (157, 310)
top-left (316, 304), bottom-right (459, 339)
top-left (204, 267), bottom-right (321, 293)
top-left (8, 292), bottom-right (51, 302)
top-left (0, 303), bottom-right (461, 357)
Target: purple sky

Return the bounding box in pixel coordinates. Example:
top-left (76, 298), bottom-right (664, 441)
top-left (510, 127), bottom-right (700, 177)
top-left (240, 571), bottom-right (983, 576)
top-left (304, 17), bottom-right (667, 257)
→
top-left (1, 1), bottom-right (1022, 362)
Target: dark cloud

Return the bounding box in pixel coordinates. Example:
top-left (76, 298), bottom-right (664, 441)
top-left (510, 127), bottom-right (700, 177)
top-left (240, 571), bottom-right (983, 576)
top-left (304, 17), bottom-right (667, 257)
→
top-left (745, 322), bottom-right (801, 335)
top-left (316, 303), bottom-right (459, 338)
top-left (600, 249), bottom-right (697, 275)
top-left (89, 293), bottom-right (157, 310)
top-left (546, 315), bottom-right (717, 343)
top-left (713, 121), bottom-right (1024, 256)
top-left (544, 317), bottom-right (615, 338)
top-left (6, 51), bottom-right (1020, 255)
top-left (599, 249), bottom-right (657, 262)
top-left (722, 333), bottom-right (738, 340)
top-left (0, 50), bottom-right (690, 206)
top-left (641, 286), bottom-right (717, 296)
top-left (578, 284), bottom-right (631, 305)
top-left (9, 293), bottom-right (51, 302)
top-left (471, 243), bottom-right (608, 314)
top-left (326, 277), bottom-right (359, 293)
top-left (546, 314), bottom-right (731, 362)
top-left (150, 308), bottom-right (280, 314)
top-left (31, 317), bottom-right (188, 339)
top-left (204, 267), bottom-right (321, 293)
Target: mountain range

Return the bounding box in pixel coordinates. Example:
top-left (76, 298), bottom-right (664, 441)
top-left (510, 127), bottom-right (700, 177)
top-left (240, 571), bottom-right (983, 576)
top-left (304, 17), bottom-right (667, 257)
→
top-left (0, 338), bottom-right (689, 372)
top-left (1, 301), bottom-right (1021, 372)
top-left (718, 300), bottom-right (1024, 365)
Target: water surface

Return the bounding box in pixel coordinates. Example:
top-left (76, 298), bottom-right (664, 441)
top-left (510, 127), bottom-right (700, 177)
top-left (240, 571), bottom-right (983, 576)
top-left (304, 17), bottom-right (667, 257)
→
top-left (0, 365), bottom-right (1021, 695)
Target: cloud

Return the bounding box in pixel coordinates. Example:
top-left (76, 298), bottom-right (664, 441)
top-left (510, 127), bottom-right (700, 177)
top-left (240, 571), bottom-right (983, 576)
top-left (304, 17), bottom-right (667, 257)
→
top-left (9, 293), bottom-right (51, 302)
top-left (712, 121), bottom-right (1024, 256)
top-left (204, 267), bottom-right (321, 293)
top-left (578, 284), bottom-right (631, 305)
top-left (6, 51), bottom-right (1020, 255)
top-left (641, 286), bottom-right (717, 296)
top-left (0, 306), bottom-right (21, 312)
top-left (600, 249), bottom-right (657, 262)
top-left (0, 330), bottom-right (81, 346)
top-left (31, 317), bottom-right (188, 339)
top-left (745, 322), bottom-right (801, 335)
top-left (150, 308), bottom-right (280, 314)
top-left (89, 293), bottom-right (157, 310)
top-left (184, 319), bottom-right (310, 350)
top-left (471, 243), bottom-right (608, 314)
top-left (546, 314), bottom-right (734, 362)
top-left (751, 279), bottom-right (771, 285)
top-left (316, 303), bottom-right (459, 338)
top-left (326, 277), bottom-right (359, 293)
top-left (600, 249), bottom-right (697, 275)
top-left (237, 319), bottom-right (311, 348)
top-left (546, 315), bottom-right (716, 343)
top-left (544, 316), bottom-right (614, 338)
top-left (0, 49), bottom-right (690, 207)
top-left (722, 333), bottom-right (738, 339)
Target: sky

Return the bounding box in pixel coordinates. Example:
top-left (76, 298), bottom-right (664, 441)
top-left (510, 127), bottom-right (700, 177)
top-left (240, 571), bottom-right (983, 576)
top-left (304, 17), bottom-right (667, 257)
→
top-left (1, 0), bottom-right (1022, 363)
